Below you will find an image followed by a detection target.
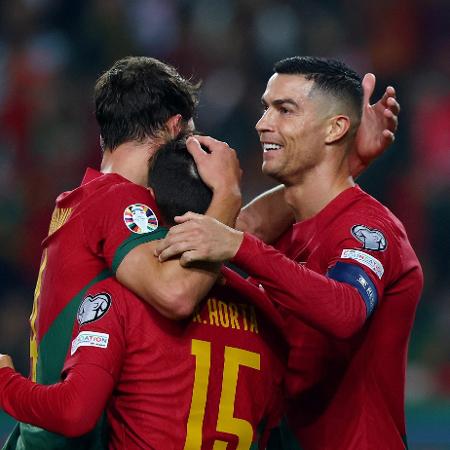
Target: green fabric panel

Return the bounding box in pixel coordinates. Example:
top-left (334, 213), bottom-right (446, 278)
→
top-left (267, 417), bottom-right (304, 450)
top-left (249, 416), bottom-right (268, 449)
top-left (15, 414), bottom-right (107, 450)
top-left (402, 434), bottom-right (408, 449)
top-left (111, 227), bottom-right (169, 273)
top-left (4, 270), bottom-right (113, 450)
top-left (224, 261), bottom-right (250, 279)
top-left (36, 269), bottom-right (112, 385)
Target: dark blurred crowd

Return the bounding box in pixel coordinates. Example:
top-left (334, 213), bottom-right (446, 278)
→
top-left (0, 0), bottom-right (449, 443)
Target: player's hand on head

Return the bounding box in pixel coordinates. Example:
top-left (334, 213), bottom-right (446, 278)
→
top-left (351, 73), bottom-right (400, 177)
top-left (0, 354), bottom-right (14, 370)
top-left (187, 135), bottom-right (242, 195)
top-left (155, 212), bottom-right (244, 266)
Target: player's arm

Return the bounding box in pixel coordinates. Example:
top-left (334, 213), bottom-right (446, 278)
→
top-left (0, 357), bottom-right (113, 437)
top-left (116, 136), bottom-right (242, 320)
top-left (155, 215), bottom-right (379, 338)
top-left (236, 77), bottom-right (400, 243)
top-left (228, 233), bottom-right (373, 338)
top-left (236, 185), bottom-right (294, 244)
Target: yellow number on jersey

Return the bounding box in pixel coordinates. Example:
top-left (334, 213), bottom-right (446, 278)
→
top-left (184, 339), bottom-right (261, 449)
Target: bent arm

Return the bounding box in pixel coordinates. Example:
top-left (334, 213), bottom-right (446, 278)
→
top-left (117, 188), bottom-right (239, 320)
top-left (236, 185), bottom-right (294, 243)
top-left (232, 234), bottom-right (368, 339)
top-left (0, 364), bottom-right (113, 437)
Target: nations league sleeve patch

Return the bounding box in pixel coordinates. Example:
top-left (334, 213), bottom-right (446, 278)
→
top-left (123, 203), bottom-right (158, 234)
top-left (77, 293), bottom-right (112, 326)
top-left (71, 332), bottom-right (109, 356)
top-left (351, 225), bottom-right (387, 251)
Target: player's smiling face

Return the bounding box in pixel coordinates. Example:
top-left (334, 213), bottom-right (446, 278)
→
top-left (256, 73), bottom-right (327, 184)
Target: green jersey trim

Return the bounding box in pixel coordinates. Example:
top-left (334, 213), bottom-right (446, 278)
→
top-left (4, 270), bottom-right (113, 450)
top-left (267, 417), bottom-right (304, 450)
top-left (36, 269), bottom-right (112, 385)
top-left (111, 227), bottom-right (169, 274)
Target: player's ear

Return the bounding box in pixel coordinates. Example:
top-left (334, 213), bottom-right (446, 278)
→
top-left (165, 114), bottom-right (183, 139)
top-left (325, 115), bottom-right (350, 144)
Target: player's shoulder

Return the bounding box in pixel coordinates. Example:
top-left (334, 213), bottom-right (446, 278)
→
top-left (81, 276), bottom-right (143, 317)
top-left (332, 187), bottom-right (407, 245)
top-left (98, 175), bottom-right (155, 205)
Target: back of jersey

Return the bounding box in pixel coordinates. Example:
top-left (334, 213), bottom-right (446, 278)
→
top-left (92, 272), bottom-right (286, 450)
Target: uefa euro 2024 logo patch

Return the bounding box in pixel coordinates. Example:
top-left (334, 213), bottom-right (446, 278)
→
top-left (123, 203), bottom-right (158, 234)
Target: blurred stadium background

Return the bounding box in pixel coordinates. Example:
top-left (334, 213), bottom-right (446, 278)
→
top-left (0, 0), bottom-right (448, 448)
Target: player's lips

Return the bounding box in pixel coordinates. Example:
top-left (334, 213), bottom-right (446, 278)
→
top-left (262, 142), bottom-right (283, 152)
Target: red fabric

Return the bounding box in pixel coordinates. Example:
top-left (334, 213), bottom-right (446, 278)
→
top-left (61, 276), bottom-right (286, 449)
top-left (0, 365), bottom-right (113, 437)
top-left (35, 168), bottom-right (161, 345)
top-left (233, 185), bottom-right (423, 450)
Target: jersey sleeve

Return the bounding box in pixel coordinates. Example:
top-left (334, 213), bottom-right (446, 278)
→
top-left (323, 218), bottom-right (395, 318)
top-left (232, 233), bottom-right (369, 339)
top-left (81, 182), bottom-right (167, 273)
top-left (0, 364), bottom-right (114, 437)
top-left (62, 280), bottom-right (127, 383)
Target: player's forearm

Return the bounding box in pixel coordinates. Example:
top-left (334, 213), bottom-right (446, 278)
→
top-left (143, 261), bottom-right (220, 319)
top-left (117, 243), bottom-right (220, 319)
top-left (205, 187), bottom-right (242, 227)
top-left (236, 185), bottom-right (295, 243)
top-left (0, 365), bottom-right (112, 437)
top-left (232, 234), bottom-right (367, 338)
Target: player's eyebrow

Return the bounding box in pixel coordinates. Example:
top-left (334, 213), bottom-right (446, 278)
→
top-left (261, 97), bottom-right (299, 108)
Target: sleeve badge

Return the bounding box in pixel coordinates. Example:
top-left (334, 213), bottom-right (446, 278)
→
top-left (123, 203), bottom-right (158, 234)
top-left (351, 225), bottom-right (387, 251)
top-left (77, 292), bottom-right (112, 325)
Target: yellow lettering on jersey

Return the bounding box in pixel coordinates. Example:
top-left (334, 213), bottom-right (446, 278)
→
top-left (228, 303), bottom-right (240, 330)
top-left (217, 301), bottom-right (230, 328)
top-left (208, 298), bottom-right (220, 326)
top-left (185, 340), bottom-right (261, 449)
top-left (30, 249), bottom-right (48, 381)
top-left (48, 207), bottom-right (73, 236)
top-left (184, 340), bottom-right (211, 449)
top-left (214, 346), bottom-right (261, 449)
top-left (249, 306), bottom-right (259, 334)
top-left (192, 305), bottom-right (202, 324)
top-left (197, 299), bottom-right (259, 334)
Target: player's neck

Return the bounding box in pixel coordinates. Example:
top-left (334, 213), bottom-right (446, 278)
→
top-left (284, 163), bottom-right (354, 223)
top-left (100, 140), bottom-right (160, 186)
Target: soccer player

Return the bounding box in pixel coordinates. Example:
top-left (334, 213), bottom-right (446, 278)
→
top-left (2, 56), bottom-right (242, 450)
top-left (155, 57), bottom-right (422, 450)
top-left (3, 53), bottom-right (399, 449)
top-left (0, 138), bottom-right (286, 449)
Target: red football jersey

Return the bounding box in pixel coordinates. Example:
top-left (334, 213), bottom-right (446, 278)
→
top-left (13, 168), bottom-right (165, 449)
top-left (62, 268), bottom-right (286, 449)
top-left (233, 186), bottom-right (423, 450)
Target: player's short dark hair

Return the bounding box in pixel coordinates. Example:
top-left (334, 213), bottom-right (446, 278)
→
top-left (94, 56), bottom-right (200, 150)
top-left (274, 56), bottom-right (363, 126)
top-left (148, 137), bottom-right (212, 226)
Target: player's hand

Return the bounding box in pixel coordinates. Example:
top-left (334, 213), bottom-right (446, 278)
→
top-left (351, 73), bottom-right (400, 177)
top-left (0, 354), bottom-right (14, 370)
top-left (155, 212), bottom-right (244, 267)
top-left (187, 135), bottom-right (242, 196)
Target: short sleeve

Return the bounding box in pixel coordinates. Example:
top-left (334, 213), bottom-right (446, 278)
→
top-left (82, 182), bottom-right (167, 273)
